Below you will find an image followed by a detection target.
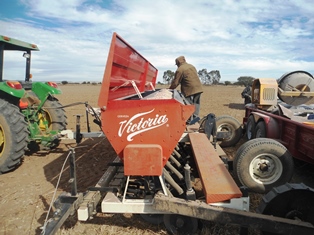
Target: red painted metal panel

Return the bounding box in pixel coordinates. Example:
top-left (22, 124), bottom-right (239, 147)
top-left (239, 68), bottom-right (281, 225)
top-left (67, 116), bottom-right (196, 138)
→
top-left (101, 99), bottom-right (194, 166)
top-left (124, 144), bottom-right (163, 176)
top-left (98, 32), bottom-right (157, 109)
top-left (97, 33), bottom-right (194, 174)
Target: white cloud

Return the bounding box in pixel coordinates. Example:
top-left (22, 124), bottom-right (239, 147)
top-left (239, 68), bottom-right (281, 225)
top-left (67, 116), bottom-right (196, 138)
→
top-left (1, 0), bottom-right (314, 83)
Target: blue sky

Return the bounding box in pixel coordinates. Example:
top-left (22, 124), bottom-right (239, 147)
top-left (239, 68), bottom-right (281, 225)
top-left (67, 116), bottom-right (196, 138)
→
top-left (1, 0), bottom-right (314, 83)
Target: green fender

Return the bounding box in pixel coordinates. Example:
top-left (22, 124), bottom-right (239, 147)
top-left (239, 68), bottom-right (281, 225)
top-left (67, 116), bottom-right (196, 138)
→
top-left (0, 81), bottom-right (25, 98)
top-left (31, 82), bottom-right (62, 101)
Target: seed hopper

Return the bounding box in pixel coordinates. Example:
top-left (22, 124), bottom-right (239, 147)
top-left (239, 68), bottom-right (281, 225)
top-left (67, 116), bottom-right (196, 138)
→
top-left (42, 33), bottom-right (314, 235)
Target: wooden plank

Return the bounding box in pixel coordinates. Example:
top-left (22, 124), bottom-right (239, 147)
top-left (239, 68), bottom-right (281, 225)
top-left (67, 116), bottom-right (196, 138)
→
top-left (215, 144), bottom-right (228, 159)
top-left (189, 132), bottom-right (242, 203)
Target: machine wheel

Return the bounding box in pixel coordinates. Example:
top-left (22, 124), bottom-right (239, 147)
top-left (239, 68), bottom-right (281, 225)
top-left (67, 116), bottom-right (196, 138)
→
top-left (254, 121), bottom-right (266, 138)
top-left (163, 214), bottom-right (198, 235)
top-left (216, 115), bottom-right (242, 147)
top-left (42, 99), bottom-right (67, 131)
top-left (246, 115), bottom-right (256, 140)
top-left (30, 99), bottom-right (67, 151)
top-left (233, 138), bottom-right (294, 193)
top-left (140, 214), bottom-right (164, 225)
top-left (0, 99), bottom-right (29, 174)
top-left (257, 183), bottom-right (314, 235)
top-left (278, 70), bottom-right (314, 105)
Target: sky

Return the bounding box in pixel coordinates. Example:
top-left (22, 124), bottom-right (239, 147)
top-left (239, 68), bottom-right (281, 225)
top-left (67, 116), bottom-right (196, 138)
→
top-left (1, 0), bottom-right (314, 83)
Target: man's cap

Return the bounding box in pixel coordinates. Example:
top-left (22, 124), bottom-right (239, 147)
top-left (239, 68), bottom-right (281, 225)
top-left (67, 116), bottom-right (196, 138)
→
top-left (175, 56), bottom-right (186, 65)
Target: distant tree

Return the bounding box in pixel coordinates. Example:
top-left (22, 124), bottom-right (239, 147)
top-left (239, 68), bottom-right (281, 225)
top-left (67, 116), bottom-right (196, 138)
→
top-left (210, 70), bottom-right (221, 84)
top-left (163, 70), bottom-right (175, 84)
top-left (61, 81), bottom-right (68, 85)
top-left (224, 81), bottom-right (232, 86)
top-left (237, 76), bottom-right (255, 86)
top-left (82, 81), bottom-right (87, 84)
top-left (198, 69), bottom-right (211, 84)
top-left (164, 68), bottom-right (221, 85)
top-left (233, 81), bottom-right (243, 86)
top-left (198, 69), bottom-right (221, 85)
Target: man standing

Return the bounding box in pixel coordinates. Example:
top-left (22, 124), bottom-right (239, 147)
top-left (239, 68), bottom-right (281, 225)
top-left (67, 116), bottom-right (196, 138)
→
top-left (241, 85), bottom-right (252, 105)
top-left (169, 56), bottom-right (203, 121)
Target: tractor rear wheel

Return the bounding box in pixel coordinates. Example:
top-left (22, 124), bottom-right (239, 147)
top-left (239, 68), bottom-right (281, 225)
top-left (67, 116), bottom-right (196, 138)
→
top-left (233, 138), bottom-right (294, 193)
top-left (29, 99), bottom-right (67, 151)
top-left (0, 99), bottom-right (29, 174)
top-left (42, 99), bottom-right (67, 132)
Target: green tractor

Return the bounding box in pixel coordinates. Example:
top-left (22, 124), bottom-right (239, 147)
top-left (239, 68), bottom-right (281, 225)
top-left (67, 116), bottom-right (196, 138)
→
top-left (0, 35), bottom-right (67, 174)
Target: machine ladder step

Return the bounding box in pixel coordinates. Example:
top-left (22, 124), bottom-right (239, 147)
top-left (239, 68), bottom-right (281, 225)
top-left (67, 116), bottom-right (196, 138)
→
top-left (189, 132), bottom-right (242, 203)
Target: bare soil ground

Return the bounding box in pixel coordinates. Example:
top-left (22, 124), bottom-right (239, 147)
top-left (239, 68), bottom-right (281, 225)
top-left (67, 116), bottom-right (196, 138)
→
top-left (0, 84), bottom-right (313, 235)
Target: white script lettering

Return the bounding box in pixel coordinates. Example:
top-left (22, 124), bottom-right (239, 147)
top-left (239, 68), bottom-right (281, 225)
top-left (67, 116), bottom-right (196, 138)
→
top-left (118, 109), bottom-right (168, 141)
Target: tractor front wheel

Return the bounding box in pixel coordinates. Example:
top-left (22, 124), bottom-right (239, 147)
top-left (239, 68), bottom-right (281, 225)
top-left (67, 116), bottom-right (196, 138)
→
top-left (0, 99), bottom-right (29, 174)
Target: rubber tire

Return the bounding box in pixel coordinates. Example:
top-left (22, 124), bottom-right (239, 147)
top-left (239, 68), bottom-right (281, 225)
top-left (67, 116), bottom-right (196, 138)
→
top-left (258, 183), bottom-right (314, 235)
top-left (42, 99), bottom-right (67, 131)
top-left (29, 99), bottom-right (67, 151)
top-left (254, 121), bottom-right (266, 138)
top-left (216, 115), bottom-right (243, 147)
top-left (233, 138), bottom-right (294, 193)
top-left (246, 115), bottom-right (255, 140)
top-left (0, 99), bottom-right (29, 174)
top-left (163, 214), bottom-right (198, 235)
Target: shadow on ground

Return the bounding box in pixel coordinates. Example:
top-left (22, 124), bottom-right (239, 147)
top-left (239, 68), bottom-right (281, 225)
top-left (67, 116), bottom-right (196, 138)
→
top-left (225, 103), bottom-right (245, 110)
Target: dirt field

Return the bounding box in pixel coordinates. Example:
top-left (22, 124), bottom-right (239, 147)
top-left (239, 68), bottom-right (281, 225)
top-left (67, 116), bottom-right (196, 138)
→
top-left (0, 84), bottom-right (313, 235)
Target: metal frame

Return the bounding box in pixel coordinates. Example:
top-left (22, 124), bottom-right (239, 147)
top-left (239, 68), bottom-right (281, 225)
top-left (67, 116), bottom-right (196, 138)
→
top-left (153, 193), bottom-right (314, 235)
top-left (42, 150), bottom-right (314, 235)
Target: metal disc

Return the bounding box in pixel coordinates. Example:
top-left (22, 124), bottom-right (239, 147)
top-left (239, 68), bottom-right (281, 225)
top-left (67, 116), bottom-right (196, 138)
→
top-left (278, 71), bottom-right (314, 105)
top-left (163, 214), bottom-right (198, 235)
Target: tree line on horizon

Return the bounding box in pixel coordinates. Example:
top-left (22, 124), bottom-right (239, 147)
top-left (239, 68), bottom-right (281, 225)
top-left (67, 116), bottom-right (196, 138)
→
top-left (60, 71), bottom-right (254, 87)
top-left (162, 69), bottom-right (254, 86)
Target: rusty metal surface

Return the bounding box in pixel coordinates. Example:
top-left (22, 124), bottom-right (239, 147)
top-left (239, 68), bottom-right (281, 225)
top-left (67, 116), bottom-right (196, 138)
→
top-left (153, 193), bottom-right (314, 235)
top-left (189, 132), bottom-right (242, 203)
